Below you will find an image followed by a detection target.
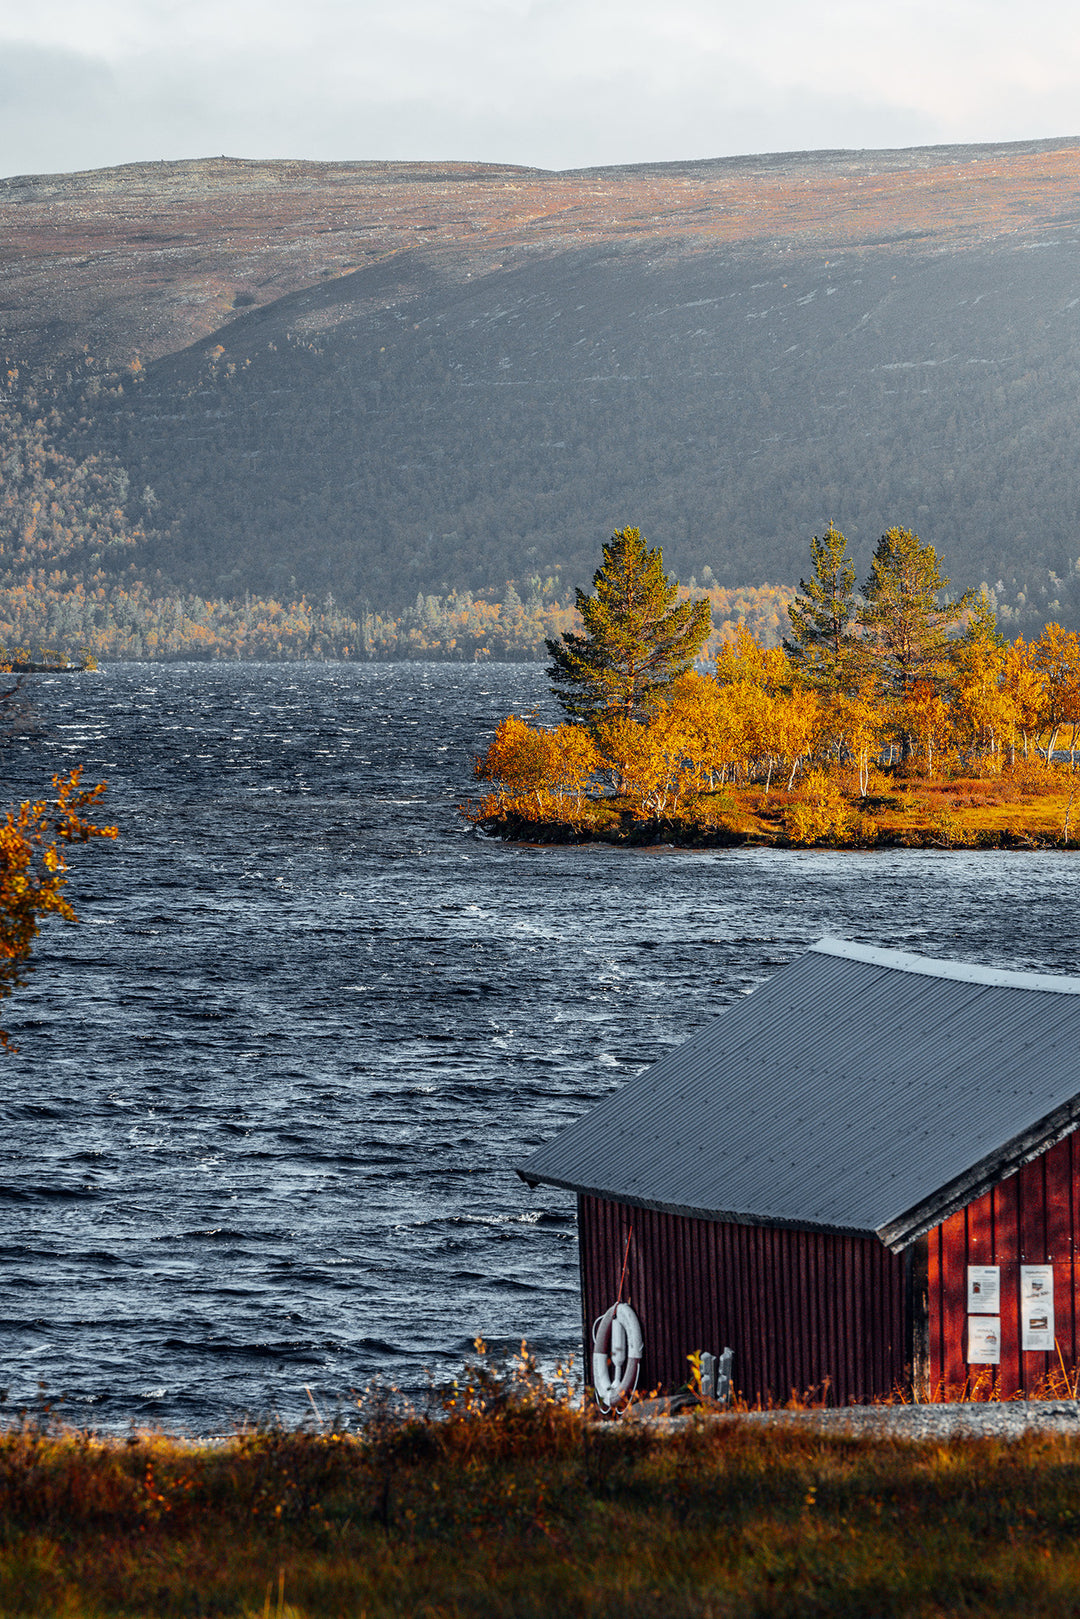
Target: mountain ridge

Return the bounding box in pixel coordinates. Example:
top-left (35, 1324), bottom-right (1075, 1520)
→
top-left (6, 138), bottom-right (1080, 365)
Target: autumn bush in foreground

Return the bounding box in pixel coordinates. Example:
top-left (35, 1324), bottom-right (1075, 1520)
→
top-left (0, 767), bottom-right (117, 1047)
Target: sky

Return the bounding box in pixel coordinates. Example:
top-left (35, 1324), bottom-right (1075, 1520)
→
top-left (1, 0), bottom-right (1079, 180)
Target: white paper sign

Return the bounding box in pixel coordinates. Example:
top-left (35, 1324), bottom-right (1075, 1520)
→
top-left (967, 1266), bottom-right (1000, 1313)
top-left (1021, 1265), bottom-right (1055, 1351)
top-left (968, 1316), bottom-right (1002, 1365)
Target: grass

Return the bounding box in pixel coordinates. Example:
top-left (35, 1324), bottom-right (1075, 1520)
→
top-left (474, 761), bottom-right (1080, 850)
top-left (8, 1351), bottom-right (1080, 1617)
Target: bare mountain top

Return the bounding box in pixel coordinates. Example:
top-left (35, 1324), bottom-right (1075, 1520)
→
top-left (4, 139), bottom-right (1080, 365)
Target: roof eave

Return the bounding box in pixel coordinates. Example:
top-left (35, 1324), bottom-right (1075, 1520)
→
top-left (812, 935), bottom-right (1080, 994)
top-left (514, 1165), bottom-right (879, 1242)
top-left (877, 1095), bottom-right (1080, 1253)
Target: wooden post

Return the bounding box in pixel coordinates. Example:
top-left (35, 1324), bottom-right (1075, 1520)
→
top-left (907, 1235), bottom-right (930, 1401)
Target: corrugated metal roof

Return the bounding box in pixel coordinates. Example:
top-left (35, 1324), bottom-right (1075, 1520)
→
top-left (515, 937), bottom-right (1080, 1253)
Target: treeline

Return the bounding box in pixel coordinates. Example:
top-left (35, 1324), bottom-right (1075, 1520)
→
top-left (0, 357), bottom-right (797, 661)
top-left (0, 576), bottom-right (793, 664)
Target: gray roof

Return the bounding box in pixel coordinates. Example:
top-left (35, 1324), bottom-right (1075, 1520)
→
top-left (516, 938), bottom-right (1080, 1252)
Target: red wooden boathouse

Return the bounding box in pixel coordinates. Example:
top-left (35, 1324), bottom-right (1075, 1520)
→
top-left (517, 938), bottom-right (1080, 1404)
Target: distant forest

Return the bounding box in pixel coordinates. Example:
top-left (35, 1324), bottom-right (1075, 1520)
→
top-left (6, 229), bottom-right (1080, 655)
top-left (0, 362), bottom-right (791, 658)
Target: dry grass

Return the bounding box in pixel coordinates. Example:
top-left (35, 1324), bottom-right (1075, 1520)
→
top-left (7, 1349), bottom-right (1080, 1617)
top-left (480, 763), bottom-right (1080, 850)
top-left (719, 759), bottom-right (1080, 848)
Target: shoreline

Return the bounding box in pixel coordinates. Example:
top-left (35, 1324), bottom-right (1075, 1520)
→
top-left (473, 812), bottom-right (1075, 852)
top-left (7, 1391), bottom-right (1080, 1446)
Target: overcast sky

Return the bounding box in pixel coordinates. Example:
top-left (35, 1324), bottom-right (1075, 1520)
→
top-left (1, 0), bottom-right (1078, 180)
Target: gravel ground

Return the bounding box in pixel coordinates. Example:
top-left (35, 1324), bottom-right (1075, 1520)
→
top-left (728, 1400), bottom-right (1080, 1441)
top-left (628, 1397), bottom-right (1080, 1439)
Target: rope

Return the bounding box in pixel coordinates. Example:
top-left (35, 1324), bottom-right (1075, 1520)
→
top-left (615, 1224), bottom-right (634, 1303)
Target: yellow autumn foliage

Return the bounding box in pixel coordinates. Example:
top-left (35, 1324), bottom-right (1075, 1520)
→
top-left (0, 769), bottom-right (117, 1049)
top-left (472, 715), bottom-right (599, 824)
top-left (784, 769), bottom-right (854, 846)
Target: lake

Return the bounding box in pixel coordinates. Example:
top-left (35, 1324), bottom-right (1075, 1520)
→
top-left (2, 661), bottom-right (1078, 1432)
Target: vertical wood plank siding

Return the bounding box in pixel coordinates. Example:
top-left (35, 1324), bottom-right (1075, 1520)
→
top-left (579, 1195), bottom-right (909, 1406)
top-left (931, 1132), bottom-right (1080, 1397)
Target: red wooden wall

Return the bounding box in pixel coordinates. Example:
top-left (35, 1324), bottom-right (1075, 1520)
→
top-left (579, 1194), bottom-right (910, 1407)
top-left (928, 1131), bottom-right (1080, 1397)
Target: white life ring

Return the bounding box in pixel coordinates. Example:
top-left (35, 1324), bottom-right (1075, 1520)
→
top-left (591, 1301), bottom-right (643, 1411)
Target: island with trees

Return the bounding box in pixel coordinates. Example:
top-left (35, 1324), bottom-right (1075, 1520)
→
top-left (465, 524), bottom-right (1080, 849)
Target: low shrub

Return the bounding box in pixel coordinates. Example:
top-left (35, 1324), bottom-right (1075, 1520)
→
top-left (784, 770), bottom-right (853, 845)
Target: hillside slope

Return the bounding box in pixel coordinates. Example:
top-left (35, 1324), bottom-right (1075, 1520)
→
top-left (91, 233), bottom-right (1080, 629)
top-left (4, 140), bottom-right (1080, 635)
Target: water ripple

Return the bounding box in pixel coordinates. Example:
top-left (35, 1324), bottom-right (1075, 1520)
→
top-left (1, 662), bottom-right (1078, 1429)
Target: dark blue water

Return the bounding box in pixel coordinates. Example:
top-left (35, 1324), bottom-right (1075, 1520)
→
top-left (2, 661), bottom-right (1078, 1433)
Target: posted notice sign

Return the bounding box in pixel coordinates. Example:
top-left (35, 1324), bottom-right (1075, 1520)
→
top-left (968, 1316), bottom-right (1001, 1365)
top-left (967, 1266), bottom-right (1000, 1313)
top-left (1021, 1265), bottom-right (1055, 1352)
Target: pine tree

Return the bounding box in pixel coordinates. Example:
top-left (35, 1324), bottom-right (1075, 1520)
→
top-left (858, 526), bottom-right (969, 759)
top-left (858, 526), bottom-right (966, 698)
top-left (784, 521), bottom-right (857, 693)
top-left (546, 527), bottom-right (712, 727)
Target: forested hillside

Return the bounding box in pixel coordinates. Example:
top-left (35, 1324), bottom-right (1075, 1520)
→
top-left (98, 236), bottom-right (1080, 632)
top-left (4, 140), bottom-right (1080, 653)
